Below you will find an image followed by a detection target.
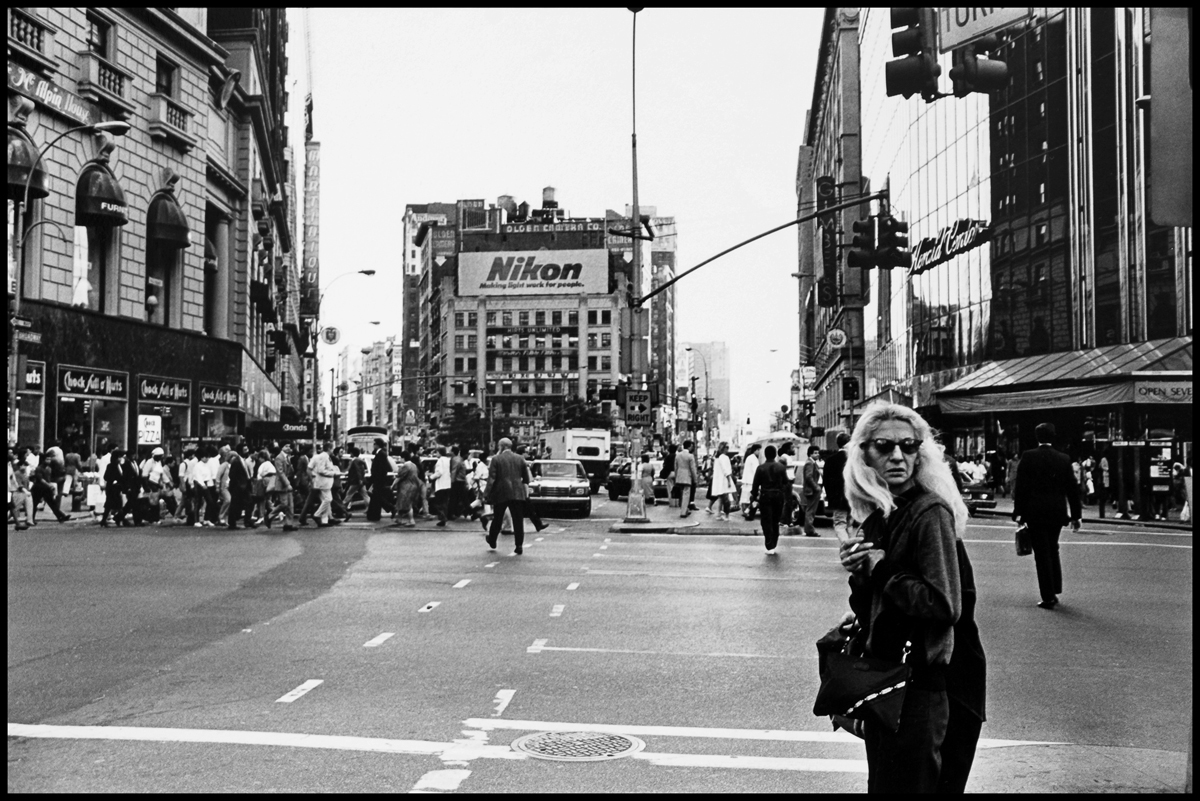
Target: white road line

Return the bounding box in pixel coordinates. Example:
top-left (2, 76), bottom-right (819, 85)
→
top-left (462, 718), bottom-right (1065, 749)
top-left (275, 679), bottom-right (323, 703)
top-left (525, 639), bottom-right (796, 659)
top-left (550, 604), bottom-right (565, 617)
top-left (604, 538), bottom-right (612, 543)
top-left (535, 537), bottom-right (544, 541)
top-left (4, 723), bottom-right (860, 774)
top-left (491, 689), bottom-right (515, 717)
top-left (418, 602), bottom-right (441, 613)
top-left (599, 545), bottom-right (608, 550)
top-left (582, 569), bottom-right (836, 582)
top-left (566, 582), bottom-right (580, 591)
top-left (363, 633), bottom-right (395, 648)
top-left (411, 769), bottom-right (471, 793)
top-left (453, 580), bottom-right (471, 589)
top-left (484, 562), bottom-right (497, 568)
top-left (959, 538), bottom-right (1191, 550)
top-left (968, 523), bottom-right (1191, 537)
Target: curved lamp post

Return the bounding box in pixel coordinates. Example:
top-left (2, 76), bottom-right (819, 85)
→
top-left (8, 117), bottom-right (131, 445)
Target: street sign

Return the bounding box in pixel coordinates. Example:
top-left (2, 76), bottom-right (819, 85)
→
top-left (12, 316), bottom-right (32, 329)
top-left (15, 330), bottom-right (41, 344)
top-left (938, 7), bottom-right (1031, 52)
top-left (826, 328), bottom-right (848, 349)
top-left (625, 390), bottom-right (652, 426)
top-left (320, 327), bottom-right (340, 345)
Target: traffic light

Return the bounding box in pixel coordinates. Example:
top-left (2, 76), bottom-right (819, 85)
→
top-left (876, 214), bottom-right (911, 270)
top-left (885, 8), bottom-right (940, 100)
top-left (846, 217), bottom-right (876, 269)
top-left (949, 34), bottom-right (1007, 97)
top-left (842, 375), bottom-right (860, 401)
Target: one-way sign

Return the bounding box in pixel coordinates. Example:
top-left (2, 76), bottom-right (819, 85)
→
top-left (625, 390), bottom-right (652, 426)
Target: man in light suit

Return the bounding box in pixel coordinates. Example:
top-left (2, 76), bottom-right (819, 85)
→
top-left (1013, 422), bottom-right (1082, 609)
top-left (671, 440), bottom-right (699, 518)
top-left (309, 442), bottom-right (339, 527)
top-left (484, 438), bottom-right (529, 555)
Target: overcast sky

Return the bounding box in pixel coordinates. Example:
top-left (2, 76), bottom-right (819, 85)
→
top-left (288, 7), bottom-right (824, 431)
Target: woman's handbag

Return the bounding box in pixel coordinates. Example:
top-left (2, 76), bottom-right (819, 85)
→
top-left (251, 477), bottom-right (267, 500)
top-left (813, 621), bottom-right (911, 734)
top-left (1014, 522), bottom-right (1033, 556)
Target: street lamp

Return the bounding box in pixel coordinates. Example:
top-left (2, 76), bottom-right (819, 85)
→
top-left (685, 346), bottom-right (711, 453)
top-left (8, 114), bottom-right (132, 445)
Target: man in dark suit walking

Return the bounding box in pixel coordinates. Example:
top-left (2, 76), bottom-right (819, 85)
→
top-left (484, 437), bottom-right (529, 555)
top-left (226, 443), bottom-right (257, 529)
top-left (1013, 422), bottom-right (1082, 609)
top-left (366, 439), bottom-right (393, 522)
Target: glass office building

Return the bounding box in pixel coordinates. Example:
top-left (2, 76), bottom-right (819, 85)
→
top-left (824, 7), bottom-right (1190, 514)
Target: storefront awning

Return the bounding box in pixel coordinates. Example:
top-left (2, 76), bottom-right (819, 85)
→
top-left (147, 189), bottom-right (191, 248)
top-left (75, 162), bottom-right (128, 226)
top-left (7, 124), bottom-right (48, 202)
top-left (935, 337), bottom-right (1192, 414)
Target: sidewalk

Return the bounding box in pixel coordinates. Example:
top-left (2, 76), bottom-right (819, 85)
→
top-left (610, 499), bottom-right (795, 536)
top-left (975, 495), bottom-right (1192, 532)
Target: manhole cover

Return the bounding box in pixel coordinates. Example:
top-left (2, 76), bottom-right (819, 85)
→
top-left (510, 730), bottom-right (646, 762)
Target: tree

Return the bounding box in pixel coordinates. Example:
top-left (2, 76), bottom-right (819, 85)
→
top-left (437, 404), bottom-right (503, 451)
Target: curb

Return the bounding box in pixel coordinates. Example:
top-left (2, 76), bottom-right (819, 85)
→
top-left (974, 507), bottom-right (1192, 532)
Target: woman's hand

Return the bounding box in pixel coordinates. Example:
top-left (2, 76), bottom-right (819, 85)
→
top-left (839, 535), bottom-right (884, 575)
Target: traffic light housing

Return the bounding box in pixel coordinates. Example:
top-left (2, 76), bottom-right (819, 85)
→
top-left (949, 34), bottom-right (1008, 97)
top-left (876, 214), bottom-right (911, 270)
top-left (842, 375), bottom-right (860, 401)
top-left (886, 8), bottom-right (941, 101)
top-left (846, 217), bottom-right (876, 269)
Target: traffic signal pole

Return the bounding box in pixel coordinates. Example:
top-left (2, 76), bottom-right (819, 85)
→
top-left (636, 191), bottom-right (889, 307)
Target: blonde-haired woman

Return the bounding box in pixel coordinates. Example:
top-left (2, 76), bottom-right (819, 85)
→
top-left (837, 402), bottom-right (967, 793)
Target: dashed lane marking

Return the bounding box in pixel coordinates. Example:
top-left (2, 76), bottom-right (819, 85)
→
top-left (566, 582), bottom-right (580, 591)
top-left (580, 568), bottom-right (834, 582)
top-left (411, 769), bottom-right (471, 793)
top-left (535, 537), bottom-right (544, 542)
top-left (484, 563), bottom-right (497, 568)
top-left (362, 633), bottom-right (395, 648)
top-left (418, 602), bottom-right (441, 613)
top-left (491, 689), bottom-right (515, 717)
top-left (550, 605), bottom-right (565, 617)
top-left (453, 579), bottom-right (471, 589)
top-left (275, 679), bottom-right (323, 703)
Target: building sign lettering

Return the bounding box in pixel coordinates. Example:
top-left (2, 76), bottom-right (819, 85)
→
top-left (200, 384), bottom-right (240, 409)
top-left (502, 221), bottom-right (604, 234)
top-left (1134, 380), bottom-right (1192, 404)
top-left (299, 141), bottom-right (321, 318)
top-left (486, 326), bottom-right (578, 337)
top-left (58, 365), bottom-right (128, 399)
top-left (910, 219), bottom-right (993, 276)
top-left (23, 360), bottom-right (45, 392)
top-left (138, 375), bottom-right (191, 404)
top-left (7, 64), bottom-right (93, 125)
top-left (459, 249), bottom-right (608, 296)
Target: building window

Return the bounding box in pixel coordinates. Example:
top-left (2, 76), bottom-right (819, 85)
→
top-left (502, 335), bottom-right (513, 348)
top-left (455, 312), bottom-right (465, 327)
top-left (1034, 60), bottom-right (1044, 83)
top-left (155, 55), bottom-right (176, 97)
top-left (552, 310), bottom-right (562, 325)
top-left (1032, 263), bottom-right (1048, 302)
top-left (502, 311), bottom-right (512, 326)
top-left (1038, 182), bottom-right (1046, 204)
top-left (467, 335), bottom-right (477, 349)
top-left (601, 310), bottom-right (611, 324)
top-left (502, 382), bottom-right (513, 395)
top-left (535, 310), bottom-right (545, 325)
top-left (467, 312), bottom-right (477, 327)
top-left (600, 356), bottom-right (611, 371)
top-left (587, 332), bottom-right (598, 348)
top-left (535, 355), bottom-right (545, 371)
top-left (1035, 223), bottom-right (1048, 247)
top-left (503, 357), bottom-right (513, 370)
top-left (519, 311), bottom-right (529, 326)
top-left (601, 332), bottom-right (611, 348)
top-left (454, 334), bottom-right (464, 350)
top-left (486, 311), bottom-right (496, 325)
top-left (567, 310), bottom-right (578, 325)
top-left (467, 357), bottom-right (477, 370)
top-left (588, 356), bottom-right (598, 370)
top-left (552, 382), bottom-right (562, 395)
top-left (518, 382), bottom-right (530, 395)
top-left (535, 335), bottom-right (546, 349)
top-left (146, 243), bottom-right (179, 326)
top-left (534, 382), bottom-right (545, 395)
top-left (519, 356), bottom-right (528, 371)
top-left (588, 310), bottom-right (598, 325)
top-left (72, 224), bottom-right (117, 313)
top-left (86, 14), bottom-right (110, 57)
top-left (454, 357), bottom-right (464, 373)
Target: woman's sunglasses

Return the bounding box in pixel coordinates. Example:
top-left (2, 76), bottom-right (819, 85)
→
top-left (864, 438), bottom-right (921, 456)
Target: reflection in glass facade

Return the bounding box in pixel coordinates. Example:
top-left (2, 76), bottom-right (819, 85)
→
top-left (854, 7), bottom-right (1191, 419)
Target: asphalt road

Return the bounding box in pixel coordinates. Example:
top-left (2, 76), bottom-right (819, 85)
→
top-left (7, 498), bottom-right (1193, 793)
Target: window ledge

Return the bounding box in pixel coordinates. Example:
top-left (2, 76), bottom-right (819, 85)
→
top-left (76, 51), bottom-right (137, 120)
top-left (147, 93), bottom-right (198, 153)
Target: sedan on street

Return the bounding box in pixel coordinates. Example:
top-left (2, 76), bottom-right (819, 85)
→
top-left (606, 459), bottom-right (669, 503)
top-left (528, 460), bottom-right (592, 517)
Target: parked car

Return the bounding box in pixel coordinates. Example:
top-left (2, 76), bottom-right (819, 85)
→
top-left (961, 479), bottom-right (997, 515)
top-left (527, 460), bottom-right (592, 517)
top-left (605, 459), bottom-right (669, 502)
